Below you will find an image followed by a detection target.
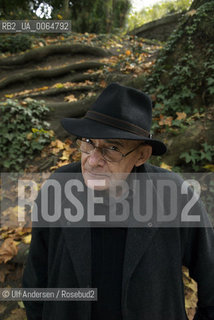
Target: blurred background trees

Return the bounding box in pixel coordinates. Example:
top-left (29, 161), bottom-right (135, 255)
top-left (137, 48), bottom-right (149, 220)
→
top-left (0, 0), bottom-right (197, 34)
top-left (127, 0), bottom-right (193, 31)
top-left (0, 0), bottom-right (131, 33)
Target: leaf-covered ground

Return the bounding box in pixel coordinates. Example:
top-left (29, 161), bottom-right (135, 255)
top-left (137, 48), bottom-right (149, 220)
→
top-left (0, 32), bottom-right (161, 102)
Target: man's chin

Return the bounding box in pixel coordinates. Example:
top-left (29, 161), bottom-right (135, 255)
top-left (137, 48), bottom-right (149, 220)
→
top-left (83, 172), bottom-right (110, 190)
top-left (84, 180), bottom-right (110, 191)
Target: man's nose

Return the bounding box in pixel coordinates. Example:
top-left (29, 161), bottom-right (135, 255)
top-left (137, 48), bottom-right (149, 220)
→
top-left (87, 148), bottom-right (105, 166)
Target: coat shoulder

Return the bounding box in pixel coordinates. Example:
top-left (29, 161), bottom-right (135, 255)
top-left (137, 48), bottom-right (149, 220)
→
top-left (139, 162), bottom-right (184, 185)
top-left (143, 162), bottom-right (168, 173)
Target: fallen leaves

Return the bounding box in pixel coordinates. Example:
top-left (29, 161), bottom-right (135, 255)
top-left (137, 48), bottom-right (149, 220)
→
top-left (0, 238), bottom-right (18, 264)
top-left (64, 94), bottom-right (77, 102)
top-left (0, 226), bottom-right (32, 286)
top-left (160, 162), bottom-right (172, 171)
top-left (1, 206), bottom-right (26, 228)
top-left (5, 308), bottom-right (26, 320)
top-left (22, 234), bottom-right (32, 244)
top-left (138, 52), bottom-right (149, 61)
top-left (50, 139), bottom-right (81, 170)
top-left (183, 266), bottom-right (197, 319)
top-left (176, 112), bottom-right (187, 120)
top-left (4, 86), bottom-right (50, 99)
top-left (53, 82), bottom-right (65, 88)
top-left (3, 79), bottom-right (102, 100)
top-left (17, 301), bottom-right (25, 309)
top-left (125, 49), bottom-right (132, 56)
top-left (100, 80), bottom-right (107, 88)
top-left (1, 33), bottom-right (162, 106)
top-left (50, 139), bottom-right (66, 154)
top-left (0, 303), bottom-right (7, 314)
top-left (85, 68), bottom-right (95, 74)
top-left (203, 164), bottom-right (214, 172)
top-left (0, 227), bottom-right (32, 242)
top-left (4, 94), bottom-right (14, 98)
top-left (0, 264), bottom-right (11, 283)
top-left (159, 114), bottom-right (173, 126)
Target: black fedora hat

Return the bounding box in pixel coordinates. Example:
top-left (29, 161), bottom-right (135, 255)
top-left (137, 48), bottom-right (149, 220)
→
top-left (61, 83), bottom-right (167, 155)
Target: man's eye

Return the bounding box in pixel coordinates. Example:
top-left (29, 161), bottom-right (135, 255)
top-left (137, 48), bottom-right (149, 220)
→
top-left (85, 138), bottom-right (93, 144)
top-left (109, 145), bottom-right (119, 151)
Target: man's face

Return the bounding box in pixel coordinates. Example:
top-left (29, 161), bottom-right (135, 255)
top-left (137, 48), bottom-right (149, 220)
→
top-left (80, 138), bottom-right (152, 190)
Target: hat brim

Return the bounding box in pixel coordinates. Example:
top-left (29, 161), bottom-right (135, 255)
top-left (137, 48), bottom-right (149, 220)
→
top-left (61, 118), bottom-right (167, 156)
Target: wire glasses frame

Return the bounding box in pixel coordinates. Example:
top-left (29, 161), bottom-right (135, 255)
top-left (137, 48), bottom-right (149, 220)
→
top-left (76, 138), bottom-right (144, 163)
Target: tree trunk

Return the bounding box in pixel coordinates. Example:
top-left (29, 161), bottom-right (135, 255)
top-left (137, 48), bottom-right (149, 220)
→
top-left (190, 0), bottom-right (211, 10)
top-left (62, 0), bottom-right (71, 19)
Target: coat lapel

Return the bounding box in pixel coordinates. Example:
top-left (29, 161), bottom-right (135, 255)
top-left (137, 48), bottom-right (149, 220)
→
top-left (122, 227), bottom-right (158, 306)
top-left (122, 164), bottom-right (159, 308)
top-left (62, 227), bottom-right (91, 320)
top-left (59, 164), bottom-right (92, 288)
top-left (62, 227), bottom-right (91, 288)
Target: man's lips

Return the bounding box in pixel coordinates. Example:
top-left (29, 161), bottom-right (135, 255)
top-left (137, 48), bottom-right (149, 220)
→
top-left (85, 170), bottom-right (110, 178)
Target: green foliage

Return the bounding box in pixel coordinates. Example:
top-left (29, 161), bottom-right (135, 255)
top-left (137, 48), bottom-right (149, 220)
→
top-left (0, 98), bottom-right (53, 171)
top-left (127, 0), bottom-right (193, 31)
top-left (180, 143), bottom-right (214, 171)
top-left (145, 1), bottom-right (214, 118)
top-left (0, 0), bottom-right (35, 19)
top-left (0, 34), bottom-right (32, 53)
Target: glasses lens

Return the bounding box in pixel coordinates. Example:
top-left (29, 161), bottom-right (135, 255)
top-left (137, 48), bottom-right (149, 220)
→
top-left (76, 139), bottom-right (122, 162)
top-left (76, 139), bottom-right (94, 154)
top-left (103, 148), bottom-right (122, 162)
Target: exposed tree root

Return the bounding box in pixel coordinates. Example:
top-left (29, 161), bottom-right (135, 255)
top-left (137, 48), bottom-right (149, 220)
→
top-left (0, 44), bottom-right (110, 67)
top-left (0, 61), bottom-right (106, 89)
top-left (19, 84), bottom-right (100, 99)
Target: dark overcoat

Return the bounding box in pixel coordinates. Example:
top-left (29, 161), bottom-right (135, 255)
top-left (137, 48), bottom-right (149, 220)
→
top-left (22, 162), bottom-right (214, 320)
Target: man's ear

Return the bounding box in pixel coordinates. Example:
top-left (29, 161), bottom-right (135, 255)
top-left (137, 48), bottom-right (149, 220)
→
top-left (135, 145), bottom-right (152, 167)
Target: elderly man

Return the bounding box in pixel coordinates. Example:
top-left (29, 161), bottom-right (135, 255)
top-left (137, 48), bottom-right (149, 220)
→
top-left (23, 83), bottom-right (214, 320)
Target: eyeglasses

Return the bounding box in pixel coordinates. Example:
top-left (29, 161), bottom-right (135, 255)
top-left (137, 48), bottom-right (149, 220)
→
top-left (76, 138), bottom-right (143, 163)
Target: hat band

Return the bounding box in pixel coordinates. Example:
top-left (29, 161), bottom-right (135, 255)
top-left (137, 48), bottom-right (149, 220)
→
top-left (84, 110), bottom-right (151, 138)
